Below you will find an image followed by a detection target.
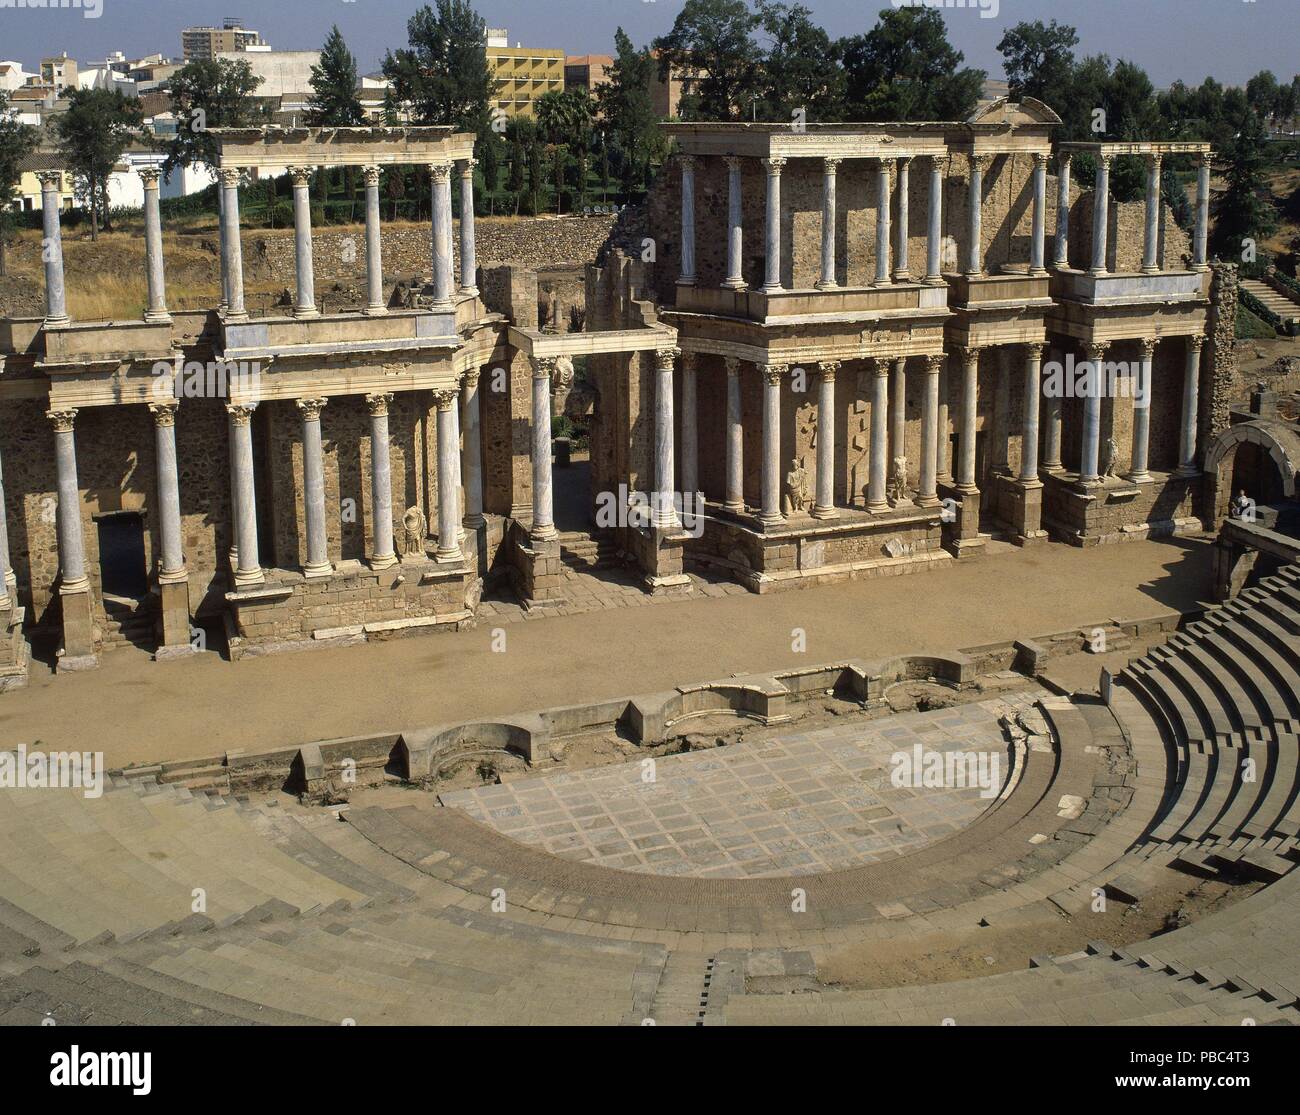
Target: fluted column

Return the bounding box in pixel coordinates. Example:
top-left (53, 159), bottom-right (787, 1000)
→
top-left (461, 369), bottom-right (485, 529)
top-left (47, 409), bottom-right (87, 591)
top-left (1020, 344), bottom-right (1043, 483)
top-left (363, 166), bottom-right (387, 316)
top-left (653, 347), bottom-right (680, 529)
top-left (966, 155), bottom-right (987, 278)
top-left (219, 168), bottom-right (247, 322)
top-left (759, 364), bottom-right (785, 527)
top-left (36, 172), bottom-right (69, 326)
top-left (890, 357), bottom-right (910, 506)
top-left (894, 156), bottom-right (911, 282)
top-left (678, 156), bottom-right (697, 286)
top-left (1090, 154), bottom-right (1113, 276)
top-left (458, 158), bottom-right (478, 295)
top-left (1054, 153), bottom-right (1072, 268)
top-left (816, 157), bottom-right (840, 290)
top-left (1127, 337), bottom-right (1157, 482)
top-left (296, 397), bottom-right (331, 576)
top-left (140, 167), bottom-right (171, 323)
top-left (430, 162), bottom-right (454, 309)
top-left (957, 346), bottom-right (980, 493)
top-left (288, 167), bottom-right (319, 318)
top-left (723, 156), bottom-right (746, 290)
top-left (936, 355), bottom-right (953, 483)
top-left (812, 362), bottom-right (839, 518)
top-left (148, 400), bottom-right (185, 581)
top-left (761, 157), bottom-right (785, 293)
top-left (926, 155), bottom-right (944, 284)
top-left (1177, 335), bottom-right (1204, 476)
top-left (226, 403), bottom-right (262, 585)
top-left (867, 359), bottom-right (890, 513)
top-left (874, 159), bottom-right (892, 286)
top-left (918, 354), bottom-right (943, 507)
top-left (531, 358), bottom-right (557, 541)
top-left (724, 357), bottom-right (744, 511)
top-left (365, 393), bottom-right (397, 569)
top-left (1042, 345), bottom-right (1064, 472)
top-left (1030, 153), bottom-right (1048, 275)
top-left (1080, 342), bottom-right (1107, 484)
top-left (434, 389), bottom-right (464, 561)
top-left (679, 352), bottom-right (698, 501)
top-left (1142, 154), bottom-right (1162, 274)
top-left (1193, 154), bottom-right (1210, 270)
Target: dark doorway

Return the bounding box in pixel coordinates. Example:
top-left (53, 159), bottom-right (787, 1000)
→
top-left (96, 512), bottom-right (148, 598)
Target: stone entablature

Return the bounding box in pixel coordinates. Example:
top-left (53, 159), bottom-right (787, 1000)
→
top-left (207, 125), bottom-right (476, 169)
top-left (662, 122), bottom-right (948, 162)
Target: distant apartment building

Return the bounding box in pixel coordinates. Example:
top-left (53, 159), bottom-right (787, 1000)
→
top-left (648, 53), bottom-right (704, 119)
top-left (182, 19), bottom-right (266, 62)
top-left (0, 60), bottom-right (34, 93)
top-left (39, 54), bottom-right (78, 95)
top-left (565, 55), bottom-right (612, 97)
top-left (485, 28), bottom-right (564, 119)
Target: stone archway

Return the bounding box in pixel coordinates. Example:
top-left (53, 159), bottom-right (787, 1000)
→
top-left (1204, 419), bottom-right (1300, 524)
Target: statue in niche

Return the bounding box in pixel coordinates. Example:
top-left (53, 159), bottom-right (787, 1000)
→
top-left (402, 505), bottom-right (427, 557)
top-left (1101, 437), bottom-right (1119, 479)
top-left (784, 457), bottom-right (809, 516)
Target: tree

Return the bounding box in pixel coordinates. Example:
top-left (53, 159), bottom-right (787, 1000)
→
top-left (997, 20), bottom-right (1079, 106)
top-left (1245, 70), bottom-right (1280, 124)
top-left (382, 1), bottom-right (498, 135)
top-left (54, 88), bottom-right (143, 240)
top-left (308, 25), bottom-right (365, 126)
top-left (596, 28), bottom-right (658, 188)
top-left (652, 0), bottom-right (761, 121)
top-left (754, 1), bottom-right (843, 123)
top-left (480, 134), bottom-right (500, 194)
top-left (1211, 106), bottom-right (1277, 266)
top-left (165, 58), bottom-right (264, 173)
top-left (0, 90), bottom-right (39, 276)
top-left (526, 139), bottom-right (544, 217)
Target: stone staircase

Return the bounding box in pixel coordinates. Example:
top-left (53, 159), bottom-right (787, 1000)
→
top-left (98, 594), bottom-right (157, 651)
top-left (557, 530), bottom-right (621, 572)
top-left (1241, 277), bottom-right (1300, 332)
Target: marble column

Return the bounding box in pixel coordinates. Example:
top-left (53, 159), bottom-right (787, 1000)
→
top-left (1127, 337), bottom-right (1157, 482)
top-left (461, 370), bottom-right (485, 529)
top-left (531, 358), bottom-right (557, 541)
top-left (1030, 153), bottom-right (1048, 275)
top-left (816, 158), bottom-right (840, 290)
top-left (458, 158), bottom-right (478, 295)
top-left (140, 167), bottom-right (171, 323)
top-left (653, 347), bottom-right (680, 529)
top-left (1142, 154), bottom-right (1162, 274)
top-left (926, 155), bottom-right (944, 284)
top-left (874, 159), bottom-right (892, 286)
top-left (288, 167), bottom-right (319, 318)
top-left (759, 364), bottom-right (785, 526)
top-left (894, 157), bottom-right (911, 282)
top-left (867, 359), bottom-right (890, 513)
top-left (679, 352), bottom-right (698, 502)
top-left (149, 401), bottom-right (185, 580)
top-left (363, 166), bottom-right (387, 316)
top-left (1042, 345), bottom-right (1064, 472)
top-left (36, 171), bottom-right (69, 326)
top-left (678, 156), bottom-right (697, 286)
top-left (1020, 344), bottom-right (1043, 482)
top-left (430, 162), bottom-right (454, 309)
top-left (724, 357), bottom-right (745, 512)
top-left (812, 362), bottom-right (839, 519)
top-left (1054, 153), bottom-right (1072, 268)
top-left (226, 403), bottom-right (262, 586)
top-left (1080, 342), bottom-right (1107, 484)
top-left (47, 409), bottom-right (88, 592)
top-left (918, 354), bottom-right (943, 507)
top-left (761, 158), bottom-right (785, 293)
top-left (366, 393), bottom-right (397, 569)
top-left (0, 437), bottom-right (14, 603)
top-left (890, 357), bottom-right (911, 506)
top-left (219, 168), bottom-right (248, 322)
top-left (957, 347), bottom-right (980, 493)
top-left (435, 389), bottom-right (464, 561)
top-left (217, 174), bottom-right (231, 312)
top-left (1177, 335), bottom-right (1204, 476)
top-left (723, 156), bottom-right (746, 290)
top-left (296, 398), bottom-right (331, 577)
top-left (1194, 154), bottom-right (1211, 270)
top-left (966, 155), bottom-right (987, 278)
top-left (1090, 154), bottom-right (1113, 276)
top-left (936, 356), bottom-right (953, 483)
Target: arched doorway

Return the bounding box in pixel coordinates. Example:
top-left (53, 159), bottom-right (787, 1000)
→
top-left (1204, 419), bottom-right (1300, 525)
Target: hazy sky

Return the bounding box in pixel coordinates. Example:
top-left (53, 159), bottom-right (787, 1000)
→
top-left (1, 0), bottom-right (1292, 88)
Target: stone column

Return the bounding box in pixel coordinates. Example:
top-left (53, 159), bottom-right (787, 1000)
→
top-left (1142, 154), bottom-right (1162, 274)
top-left (36, 171), bottom-right (69, 326)
top-left (816, 157), bottom-right (840, 290)
top-left (1020, 344), bottom-right (1044, 482)
top-left (1127, 337), bottom-right (1157, 482)
top-left (435, 389), bottom-right (464, 561)
top-left (1080, 342), bottom-right (1107, 484)
top-left (461, 369), bottom-right (485, 529)
top-left (1090, 154), bottom-right (1113, 276)
top-left (966, 155), bottom-right (987, 278)
top-left (140, 167), bottom-right (170, 323)
top-left (1042, 345), bottom-right (1064, 472)
top-left (1193, 154), bottom-right (1211, 270)
top-left (47, 408), bottom-right (95, 664)
top-left (875, 159), bottom-right (892, 286)
top-left (761, 157), bottom-right (785, 293)
top-left (430, 162), bottom-right (454, 309)
top-left (366, 393), bottom-right (397, 568)
top-left (217, 174), bottom-right (231, 312)
top-left (812, 361), bottom-right (839, 518)
top-left (918, 353), bottom-right (943, 507)
top-left (296, 397), bottom-right (332, 577)
top-left (149, 401), bottom-right (185, 580)
top-left (678, 155), bottom-right (697, 287)
top-left (936, 356), bottom-right (953, 483)
top-left (890, 357), bottom-right (911, 506)
top-left (957, 347), bottom-right (980, 493)
top-left (288, 167), bottom-right (319, 318)
top-left (724, 357), bottom-right (745, 511)
top-left (226, 403), bottom-right (262, 586)
top-left (0, 437), bottom-right (13, 602)
top-left (679, 352), bottom-right (698, 502)
top-left (458, 158), bottom-right (478, 295)
top-left (363, 166), bottom-right (387, 316)
top-left (894, 156), bottom-right (911, 282)
top-left (867, 359), bottom-right (890, 513)
top-left (531, 357), bottom-right (558, 541)
top-left (926, 155), bottom-right (944, 284)
top-left (1030, 153), bottom-right (1048, 276)
top-left (653, 347), bottom-right (680, 529)
top-left (1177, 335), bottom-right (1204, 476)
top-left (219, 168), bottom-right (248, 322)
top-left (759, 364), bottom-right (785, 526)
top-left (723, 156), bottom-right (746, 290)
top-left (1054, 153), bottom-right (1072, 268)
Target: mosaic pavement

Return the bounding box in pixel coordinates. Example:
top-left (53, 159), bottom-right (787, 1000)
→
top-left (441, 688), bottom-right (1046, 878)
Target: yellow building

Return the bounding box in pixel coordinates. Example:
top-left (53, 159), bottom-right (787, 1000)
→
top-left (486, 30), bottom-right (565, 119)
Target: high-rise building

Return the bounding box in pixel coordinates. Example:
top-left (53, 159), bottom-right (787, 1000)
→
top-left (484, 29), bottom-right (564, 119)
top-left (181, 19), bottom-right (266, 62)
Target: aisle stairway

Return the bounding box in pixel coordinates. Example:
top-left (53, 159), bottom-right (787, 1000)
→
top-left (1241, 277), bottom-right (1300, 332)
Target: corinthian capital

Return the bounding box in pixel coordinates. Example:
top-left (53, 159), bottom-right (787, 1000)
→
top-left (46, 408), bottom-right (78, 433)
top-left (429, 161), bottom-right (452, 183)
top-left (287, 166), bottom-right (315, 187)
top-left (296, 397), bottom-right (328, 422)
top-left (655, 347), bottom-right (681, 374)
top-left (363, 165), bottom-right (383, 188)
top-left (218, 167), bottom-right (242, 189)
top-left (36, 170), bottom-right (64, 190)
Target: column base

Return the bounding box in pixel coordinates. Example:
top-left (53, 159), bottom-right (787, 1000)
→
top-left (530, 524), bottom-right (558, 544)
top-left (925, 275), bottom-right (945, 286)
top-left (303, 561), bottom-right (334, 579)
top-left (1087, 267), bottom-right (1108, 277)
top-left (722, 499), bottom-right (746, 514)
top-left (1174, 464), bottom-right (1201, 479)
top-left (44, 314), bottom-right (71, 328)
top-left (757, 512), bottom-right (785, 529)
top-left (370, 552), bottom-right (399, 571)
top-left (463, 514), bottom-right (487, 530)
top-left (676, 277), bottom-right (698, 287)
top-left (916, 493), bottom-right (941, 508)
top-left (362, 305), bottom-right (390, 317)
top-left (1124, 471), bottom-right (1153, 484)
top-left (1029, 267), bottom-right (1048, 278)
top-left (721, 278), bottom-right (748, 291)
top-left (890, 496), bottom-right (915, 509)
top-left (459, 286), bottom-right (480, 298)
top-left (224, 311), bottom-right (250, 324)
top-left (1140, 265), bottom-right (1160, 275)
top-left (434, 548), bottom-right (464, 565)
top-left (144, 309), bottom-right (173, 325)
top-left (866, 499), bottom-right (890, 515)
top-left (154, 643), bottom-right (199, 662)
top-left (293, 307), bottom-right (321, 320)
top-left (761, 283), bottom-right (784, 295)
top-left (429, 300), bottom-right (454, 313)
top-left (814, 280), bottom-right (839, 291)
top-left (893, 270), bottom-right (911, 282)
top-left (873, 278), bottom-right (892, 288)
top-left (1042, 462), bottom-right (1065, 474)
top-left (810, 504), bottom-right (838, 520)
top-left (234, 567), bottom-right (266, 589)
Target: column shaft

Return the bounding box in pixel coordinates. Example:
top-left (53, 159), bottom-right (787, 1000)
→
top-left (37, 173), bottom-right (69, 325)
top-left (150, 403), bottom-right (184, 578)
top-left (653, 348), bottom-right (680, 528)
top-left (298, 398), bottom-right (331, 576)
top-left (1080, 345), bottom-right (1106, 483)
top-left (1178, 336), bottom-right (1203, 475)
top-left (141, 169), bottom-right (170, 323)
top-left (759, 365), bottom-right (784, 526)
top-left (723, 156), bottom-right (746, 290)
top-left (1043, 345), bottom-right (1064, 472)
top-left (926, 156), bottom-right (943, 283)
top-left (890, 357), bottom-right (909, 504)
top-left (894, 158), bottom-right (911, 281)
top-left (957, 348), bottom-right (979, 492)
top-left (290, 169), bottom-right (319, 318)
top-left (868, 362), bottom-right (889, 512)
top-left (724, 358), bottom-right (744, 511)
top-left (678, 157), bottom-right (696, 285)
top-left (1020, 345), bottom-right (1043, 482)
top-left (366, 394), bottom-right (397, 568)
top-left (430, 163), bottom-right (454, 308)
top-left (1194, 156), bottom-right (1211, 269)
top-left (48, 411), bottom-right (87, 590)
top-left (1142, 155), bottom-right (1162, 273)
top-left (1090, 156), bottom-right (1112, 276)
top-left (762, 159), bottom-right (785, 293)
top-left (363, 167), bottom-right (387, 315)
top-left (462, 372), bottom-right (485, 528)
top-left (936, 357), bottom-right (952, 483)
top-left (531, 360), bottom-right (557, 540)
top-left (817, 159), bottom-right (839, 290)
top-left (812, 363), bottom-right (838, 518)
top-left (459, 159), bottom-right (478, 295)
top-left (0, 439), bottom-right (13, 601)
top-left (680, 354), bottom-right (698, 501)
top-left (219, 169), bottom-right (247, 322)
top-left (435, 391), bottom-right (463, 560)
top-left (919, 355), bottom-right (942, 506)
top-left (1030, 154), bottom-right (1048, 274)
top-left (227, 405), bottom-right (261, 584)
top-left (1128, 340), bottom-right (1156, 482)
top-left (966, 156), bottom-right (985, 277)
top-left (1054, 155), bottom-right (1072, 268)
top-left (875, 160), bottom-right (891, 285)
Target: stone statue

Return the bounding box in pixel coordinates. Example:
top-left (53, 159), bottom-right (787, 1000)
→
top-left (1102, 437), bottom-right (1119, 479)
top-left (402, 505), bottom-right (427, 557)
top-left (784, 457), bottom-right (809, 516)
top-left (552, 354), bottom-right (575, 395)
top-left (889, 455), bottom-right (909, 504)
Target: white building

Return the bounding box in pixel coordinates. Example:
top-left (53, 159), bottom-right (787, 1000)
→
top-left (0, 61), bottom-right (33, 93)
